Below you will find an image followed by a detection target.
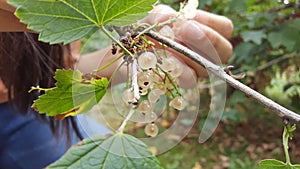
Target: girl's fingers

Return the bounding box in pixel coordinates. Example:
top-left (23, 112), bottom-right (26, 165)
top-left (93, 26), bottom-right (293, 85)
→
top-left (140, 5), bottom-right (234, 77)
top-left (191, 10), bottom-right (234, 39)
top-left (139, 5), bottom-right (177, 25)
top-left (175, 20), bottom-right (232, 64)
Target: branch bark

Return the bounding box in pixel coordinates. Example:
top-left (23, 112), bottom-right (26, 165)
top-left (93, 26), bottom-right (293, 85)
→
top-left (146, 30), bottom-right (300, 123)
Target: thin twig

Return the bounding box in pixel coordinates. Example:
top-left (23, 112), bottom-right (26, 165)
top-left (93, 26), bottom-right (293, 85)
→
top-left (253, 53), bottom-right (298, 72)
top-left (146, 30), bottom-right (300, 122)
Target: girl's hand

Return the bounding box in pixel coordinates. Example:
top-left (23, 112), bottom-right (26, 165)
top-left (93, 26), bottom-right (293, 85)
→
top-left (142, 5), bottom-right (234, 77)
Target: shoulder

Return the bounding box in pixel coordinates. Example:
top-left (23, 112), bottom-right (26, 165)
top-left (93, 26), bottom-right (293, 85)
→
top-left (0, 1), bottom-right (28, 32)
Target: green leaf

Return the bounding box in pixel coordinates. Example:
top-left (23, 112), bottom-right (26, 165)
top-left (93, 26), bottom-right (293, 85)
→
top-left (8, 0), bottom-right (156, 44)
top-left (267, 22), bottom-right (300, 52)
top-left (232, 42), bottom-right (256, 64)
top-left (259, 159), bottom-right (287, 169)
top-left (259, 159), bottom-right (300, 169)
top-left (228, 0), bottom-right (246, 12)
top-left (241, 30), bottom-right (266, 45)
top-left (47, 134), bottom-right (162, 169)
top-left (32, 69), bottom-right (108, 118)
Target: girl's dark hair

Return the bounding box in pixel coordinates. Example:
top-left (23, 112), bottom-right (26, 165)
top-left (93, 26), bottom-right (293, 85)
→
top-left (0, 32), bottom-right (83, 143)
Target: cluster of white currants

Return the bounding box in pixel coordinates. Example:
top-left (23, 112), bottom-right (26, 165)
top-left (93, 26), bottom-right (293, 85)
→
top-left (122, 51), bottom-right (187, 137)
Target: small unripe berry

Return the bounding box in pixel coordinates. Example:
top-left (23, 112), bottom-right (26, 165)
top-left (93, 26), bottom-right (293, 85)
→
top-left (138, 52), bottom-right (157, 70)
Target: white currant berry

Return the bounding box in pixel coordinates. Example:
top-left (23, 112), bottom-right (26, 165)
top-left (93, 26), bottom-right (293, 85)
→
top-left (169, 96), bottom-right (186, 110)
top-left (159, 25), bottom-right (175, 40)
top-left (138, 100), bottom-right (153, 113)
top-left (122, 89), bottom-right (134, 104)
top-left (170, 61), bottom-right (183, 77)
top-left (144, 123), bottom-right (159, 137)
top-left (143, 111), bottom-right (158, 122)
top-left (148, 89), bottom-right (164, 104)
top-left (160, 57), bottom-right (176, 72)
top-left (139, 87), bottom-right (148, 96)
top-left (151, 83), bottom-right (167, 93)
top-left (138, 52), bottom-right (157, 70)
top-left (138, 72), bottom-right (152, 89)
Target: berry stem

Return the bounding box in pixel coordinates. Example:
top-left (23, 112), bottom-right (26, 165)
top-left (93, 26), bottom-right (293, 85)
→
top-left (156, 64), bottom-right (181, 96)
top-left (131, 59), bottom-right (140, 105)
top-left (135, 17), bottom-right (177, 39)
top-left (118, 109), bottom-right (135, 134)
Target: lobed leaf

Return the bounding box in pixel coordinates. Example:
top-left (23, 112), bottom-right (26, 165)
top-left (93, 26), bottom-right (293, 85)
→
top-left (8, 0), bottom-right (157, 44)
top-left (47, 134), bottom-right (162, 169)
top-left (32, 69), bottom-right (108, 119)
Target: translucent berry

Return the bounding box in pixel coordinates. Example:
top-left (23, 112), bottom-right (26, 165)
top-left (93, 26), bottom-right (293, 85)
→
top-left (159, 25), bottom-right (175, 40)
top-left (169, 96), bottom-right (186, 110)
top-left (138, 52), bottom-right (157, 70)
top-left (138, 100), bottom-right (153, 113)
top-left (139, 87), bottom-right (148, 95)
top-left (143, 111), bottom-right (158, 122)
top-left (144, 123), bottom-right (159, 137)
top-left (148, 89), bottom-right (164, 104)
top-left (160, 57), bottom-right (176, 72)
top-left (170, 61), bottom-right (183, 77)
top-left (138, 72), bottom-right (152, 89)
top-left (151, 83), bottom-right (167, 93)
top-left (122, 89), bottom-right (134, 104)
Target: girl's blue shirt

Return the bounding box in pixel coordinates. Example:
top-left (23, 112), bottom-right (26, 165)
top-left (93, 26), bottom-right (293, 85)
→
top-left (0, 102), bottom-right (111, 169)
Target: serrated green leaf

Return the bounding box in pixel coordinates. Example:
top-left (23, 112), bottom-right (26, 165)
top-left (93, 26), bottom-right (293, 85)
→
top-left (32, 69), bottom-right (108, 118)
top-left (232, 42), bottom-right (256, 64)
top-left (267, 23), bottom-right (300, 52)
top-left (47, 134), bottom-right (162, 169)
top-left (241, 30), bottom-right (266, 45)
top-left (8, 0), bottom-right (156, 44)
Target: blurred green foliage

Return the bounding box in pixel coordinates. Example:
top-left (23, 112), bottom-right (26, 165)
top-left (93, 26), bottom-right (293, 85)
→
top-left (157, 0), bottom-right (300, 168)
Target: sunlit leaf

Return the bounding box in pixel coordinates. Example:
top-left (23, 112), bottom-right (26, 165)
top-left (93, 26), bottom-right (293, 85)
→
top-left (32, 69), bottom-right (108, 119)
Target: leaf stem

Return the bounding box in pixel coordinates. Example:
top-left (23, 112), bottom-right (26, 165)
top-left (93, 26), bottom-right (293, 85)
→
top-left (117, 109), bottom-right (135, 134)
top-left (28, 86), bottom-right (51, 93)
top-left (283, 125), bottom-right (291, 165)
top-left (100, 26), bottom-right (134, 57)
